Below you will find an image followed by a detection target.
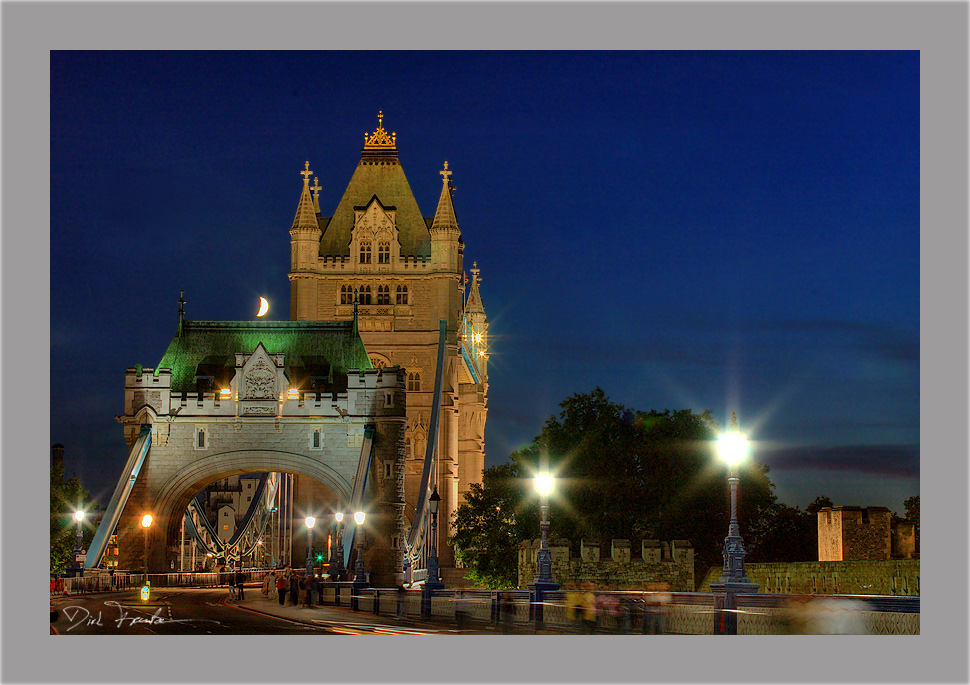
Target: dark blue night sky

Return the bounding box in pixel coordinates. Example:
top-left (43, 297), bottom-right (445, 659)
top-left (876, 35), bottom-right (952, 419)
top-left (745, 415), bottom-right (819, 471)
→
top-left (50, 51), bottom-right (919, 512)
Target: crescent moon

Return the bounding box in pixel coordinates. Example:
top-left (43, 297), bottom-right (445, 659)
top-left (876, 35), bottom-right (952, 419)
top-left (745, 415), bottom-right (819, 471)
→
top-left (257, 297), bottom-right (269, 317)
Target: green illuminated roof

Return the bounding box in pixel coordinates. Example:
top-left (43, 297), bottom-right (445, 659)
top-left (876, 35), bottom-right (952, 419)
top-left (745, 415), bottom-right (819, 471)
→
top-left (155, 320), bottom-right (373, 391)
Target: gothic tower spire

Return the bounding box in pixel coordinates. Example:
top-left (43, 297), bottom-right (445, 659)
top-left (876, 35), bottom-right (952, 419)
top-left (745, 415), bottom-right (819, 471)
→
top-left (429, 161), bottom-right (462, 273)
top-left (291, 161), bottom-right (318, 231)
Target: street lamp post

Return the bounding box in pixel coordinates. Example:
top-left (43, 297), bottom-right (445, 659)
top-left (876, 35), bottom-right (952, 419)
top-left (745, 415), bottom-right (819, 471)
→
top-left (528, 473), bottom-right (559, 627)
top-left (422, 487), bottom-right (444, 618)
top-left (710, 412), bottom-right (759, 635)
top-left (351, 511), bottom-right (368, 610)
top-left (330, 511), bottom-right (345, 580)
top-left (141, 513), bottom-right (153, 584)
top-left (426, 487), bottom-right (444, 589)
top-left (73, 510), bottom-right (85, 576)
top-left (305, 516), bottom-right (316, 578)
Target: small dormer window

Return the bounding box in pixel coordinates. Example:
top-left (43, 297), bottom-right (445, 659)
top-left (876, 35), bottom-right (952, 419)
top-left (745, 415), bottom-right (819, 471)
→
top-left (378, 241), bottom-right (390, 264)
top-left (360, 241), bottom-right (372, 264)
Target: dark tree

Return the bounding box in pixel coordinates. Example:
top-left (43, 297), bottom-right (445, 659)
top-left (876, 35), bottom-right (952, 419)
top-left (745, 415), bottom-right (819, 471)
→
top-left (904, 495), bottom-right (919, 551)
top-left (453, 388), bottom-right (780, 587)
top-left (449, 464), bottom-right (531, 589)
top-left (805, 495), bottom-right (834, 515)
top-left (50, 461), bottom-right (94, 574)
top-left (746, 503), bottom-right (817, 563)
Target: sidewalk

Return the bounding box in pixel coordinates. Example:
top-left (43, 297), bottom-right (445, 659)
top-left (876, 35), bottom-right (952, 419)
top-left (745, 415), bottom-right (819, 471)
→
top-left (228, 588), bottom-right (494, 635)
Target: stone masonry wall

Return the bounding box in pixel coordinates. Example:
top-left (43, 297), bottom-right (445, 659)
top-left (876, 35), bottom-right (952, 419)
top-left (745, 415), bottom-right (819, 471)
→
top-left (517, 538), bottom-right (695, 591)
top-left (697, 559), bottom-right (920, 596)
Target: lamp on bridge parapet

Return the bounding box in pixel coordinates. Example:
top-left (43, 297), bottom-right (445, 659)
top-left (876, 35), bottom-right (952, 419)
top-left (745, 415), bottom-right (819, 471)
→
top-left (426, 487), bottom-right (444, 589)
top-left (352, 511), bottom-right (367, 584)
top-left (305, 516), bottom-right (316, 578)
top-left (710, 412), bottom-right (759, 635)
top-left (72, 510), bottom-right (85, 576)
top-left (141, 513), bottom-right (153, 595)
top-left (527, 473), bottom-right (559, 627)
top-left (330, 511), bottom-right (345, 580)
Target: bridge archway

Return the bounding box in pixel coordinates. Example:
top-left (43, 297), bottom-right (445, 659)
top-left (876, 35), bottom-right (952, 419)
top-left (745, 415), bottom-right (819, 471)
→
top-left (152, 449), bottom-right (353, 549)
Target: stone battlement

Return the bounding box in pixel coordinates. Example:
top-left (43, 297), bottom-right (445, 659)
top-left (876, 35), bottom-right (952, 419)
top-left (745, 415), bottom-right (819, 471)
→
top-left (518, 538), bottom-right (695, 591)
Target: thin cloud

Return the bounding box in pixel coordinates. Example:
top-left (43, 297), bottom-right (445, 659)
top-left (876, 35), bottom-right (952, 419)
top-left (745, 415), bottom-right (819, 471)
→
top-left (760, 444), bottom-right (919, 478)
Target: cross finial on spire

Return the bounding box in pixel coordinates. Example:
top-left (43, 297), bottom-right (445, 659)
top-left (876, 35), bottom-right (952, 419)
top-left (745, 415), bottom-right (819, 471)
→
top-left (311, 177), bottom-right (321, 200)
top-left (377, 110), bottom-right (383, 128)
top-left (440, 160), bottom-right (452, 183)
top-left (300, 161), bottom-right (312, 186)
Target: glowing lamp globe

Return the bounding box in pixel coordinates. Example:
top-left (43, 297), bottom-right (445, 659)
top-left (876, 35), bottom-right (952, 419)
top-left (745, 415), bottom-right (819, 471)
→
top-left (305, 516), bottom-right (316, 529)
top-left (353, 511), bottom-right (365, 526)
top-left (536, 474), bottom-right (554, 496)
top-left (74, 510), bottom-right (84, 522)
top-left (141, 514), bottom-right (153, 528)
top-left (335, 512), bottom-right (344, 523)
top-left (718, 432), bottom-right (748, 466)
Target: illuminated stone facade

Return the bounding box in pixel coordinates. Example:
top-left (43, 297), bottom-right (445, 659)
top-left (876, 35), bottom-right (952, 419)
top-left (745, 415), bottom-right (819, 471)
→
top-left (288, 113), bottom-right (488, 567)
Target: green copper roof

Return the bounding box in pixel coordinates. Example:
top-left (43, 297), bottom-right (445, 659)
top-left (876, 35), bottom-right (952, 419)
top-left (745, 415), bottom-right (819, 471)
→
top-left (318, 150), bottom-right (432, 258)
top-left (155, 320), bottom-right (373, 391)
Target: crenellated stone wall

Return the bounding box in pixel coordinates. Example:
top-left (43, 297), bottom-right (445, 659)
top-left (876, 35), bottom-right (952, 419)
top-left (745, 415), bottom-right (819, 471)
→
top-left (517, 538), bottom-right (695, 591)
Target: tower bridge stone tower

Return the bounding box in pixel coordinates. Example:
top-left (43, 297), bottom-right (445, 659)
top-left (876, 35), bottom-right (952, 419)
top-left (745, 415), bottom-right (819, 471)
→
top-left (288, 113), bottom-right (488, 569)
top-left (114, 313), bottom-right (406, 586)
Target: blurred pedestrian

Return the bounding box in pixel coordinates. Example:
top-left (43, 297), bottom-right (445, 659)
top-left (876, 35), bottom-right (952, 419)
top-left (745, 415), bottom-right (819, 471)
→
top-left (564, 584), bottom-right (584, 634)
top-left (276, 571), bottom-right (288, 605)
top-left (289, 571), bottom-right (299, 605)
top-left (580, 583), bottom-right (597, 634)
top-left (262, 571), bottom-right (274, 597)
top-left (397, 584), bottom-right (407, 617)
top-left (235, 567), bottom-right (245, 601)
top-left (500, 592), bottom-right (515, 634)
top-left (455, 591), bottom-right (469, 630)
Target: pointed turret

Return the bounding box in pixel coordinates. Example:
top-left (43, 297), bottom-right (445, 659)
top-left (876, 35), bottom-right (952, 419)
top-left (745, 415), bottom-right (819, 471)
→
top-left (429, 161), bottom-right (462, 272)
top-left (466, 261), bottom-right (485, 315)
top-left (311, 176), bottom-right (322, 214)
top-left (289, 161), bottom-right (323, 321)
top-left (430, 161), bottom-right (459, 234)
top-left (291, 161), bottom-right (319, 231)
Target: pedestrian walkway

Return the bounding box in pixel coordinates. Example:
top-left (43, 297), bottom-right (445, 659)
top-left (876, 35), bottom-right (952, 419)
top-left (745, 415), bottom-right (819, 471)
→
top-left (227, 587), bottom-right (494, 635)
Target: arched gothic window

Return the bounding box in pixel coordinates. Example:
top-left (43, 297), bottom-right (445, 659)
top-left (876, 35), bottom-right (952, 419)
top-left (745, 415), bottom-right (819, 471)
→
top-left (340, 285), bottom-right (353, 305)
top-left (377, 284), bottom-right (390, 305)
top-left (360, 241), bottom-right (372, 264)
top-left (396, 285), bottom-right (408, 305)
top-left (358, 285), bottom-right (372, 305)
top-left (378, 241), bottom-right (390, 264)
top-left (407, 372), bottom-right (421, 392)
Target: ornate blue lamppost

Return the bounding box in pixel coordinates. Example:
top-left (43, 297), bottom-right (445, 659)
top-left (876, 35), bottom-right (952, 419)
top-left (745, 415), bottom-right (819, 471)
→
top-left (426, 487), bottom-right (444, 589)
top-left (710, 413), bottom-right (759, 634)
top-left (422, 487), bottom-right (444, 618)
top-left (528, 474), bottom-right (559, 627)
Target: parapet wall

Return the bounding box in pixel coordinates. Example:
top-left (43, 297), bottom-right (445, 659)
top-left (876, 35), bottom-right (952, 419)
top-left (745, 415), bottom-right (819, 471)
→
top-left (517, 538), bottom-right (695, 591)
top-left (698, 559), bottom-right (920, 596)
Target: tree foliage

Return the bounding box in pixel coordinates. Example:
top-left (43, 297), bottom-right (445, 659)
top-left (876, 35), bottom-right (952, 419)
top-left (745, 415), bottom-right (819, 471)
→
top-left (449, 464), bottom-right (528, 589)
top-left (50, 462), bottom-right (94, 574)
top-left (903, 495), bottom-right (919, 551)
top-left (452, 388), bottom-right (783, 587)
